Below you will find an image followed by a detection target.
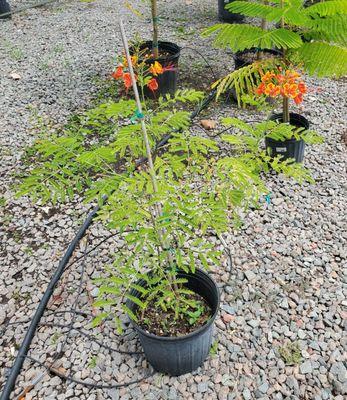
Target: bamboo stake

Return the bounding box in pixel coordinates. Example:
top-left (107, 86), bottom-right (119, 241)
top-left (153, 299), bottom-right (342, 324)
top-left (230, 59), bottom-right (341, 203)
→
top-left (119, 20), bottom-right (178, 280)
top-left (119, 19), bottom-right (159, 198)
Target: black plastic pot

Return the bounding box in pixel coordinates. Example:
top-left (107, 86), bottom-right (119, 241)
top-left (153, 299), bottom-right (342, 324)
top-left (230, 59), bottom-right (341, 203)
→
top-left (218, 0), bottom-right (244, 23)
top-left (127, 269), bottom-right (220, 376)
top-left (234, 48), bottom-right (281, 70)
top-left (265, 113), bottom-right (310, 163)
top-left (0, 0), bottom-right (11, 19)
top-left (135, 41), bottom-right (180, 99)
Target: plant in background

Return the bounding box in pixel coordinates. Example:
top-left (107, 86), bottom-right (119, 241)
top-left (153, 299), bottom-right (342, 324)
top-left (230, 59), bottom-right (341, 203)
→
top-left (256, 67), bottom-right (307, 121)
top-left (204, 0), bottom-right (347, 109)
top-left (220, 117), bottom-right (323, 174)
top-left (112, 50), bottom-right (174, 95)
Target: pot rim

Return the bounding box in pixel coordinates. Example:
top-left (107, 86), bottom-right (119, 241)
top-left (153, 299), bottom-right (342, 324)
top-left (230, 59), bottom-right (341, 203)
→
top-left (128, 268), bottom-right (220, 342)
top-left (235, 48), bottom-right (282, 58)
top-left (270, 112), bottom-right (310, 128)
top-left (135, 40), bottom-right (181, 64)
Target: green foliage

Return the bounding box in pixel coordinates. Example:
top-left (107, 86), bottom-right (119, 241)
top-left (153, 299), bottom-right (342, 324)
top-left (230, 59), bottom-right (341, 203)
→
top-left (17, 91), bottom-right (203, 204)
top-left (221, 117), bottom-right (323, 183)
top-left (204, 0), bottom-right (347, 99)
top-left (211, 58), bottom-right (279, 105)
top-left (203, 24), bottom-right (303, 52)
top-left (18, 89), bottom-right (317, 334)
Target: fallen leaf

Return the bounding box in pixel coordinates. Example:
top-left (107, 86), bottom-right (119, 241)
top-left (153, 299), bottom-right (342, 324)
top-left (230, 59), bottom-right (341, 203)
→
top-left (200, 119), bottom-right (217, 130)
top-left (10, 72), bottom-right (21, 80)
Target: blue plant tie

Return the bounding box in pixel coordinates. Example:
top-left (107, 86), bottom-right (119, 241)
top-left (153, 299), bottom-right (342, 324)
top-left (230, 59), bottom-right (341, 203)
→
top-left (265, 193), bottom-right (271, 206)
top-left (130, 109), bottom-right (144, 123)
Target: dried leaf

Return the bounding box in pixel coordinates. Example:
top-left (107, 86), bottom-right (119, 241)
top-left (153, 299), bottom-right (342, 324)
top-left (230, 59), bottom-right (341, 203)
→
top-left (10, 72), bottom-right (21, 80)
top-left (200, 119), bottom-right (217, 130)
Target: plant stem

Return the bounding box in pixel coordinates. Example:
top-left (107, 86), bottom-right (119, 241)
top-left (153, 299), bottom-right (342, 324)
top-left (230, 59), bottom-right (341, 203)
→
top-left (283, 97), bottom-right (290, 123)
top-left (151, 0), bottom-right (159, 59)
top-left (257, 1), bottom-right (268, 61)
top-left (280, 0), bottom-right (289, 123)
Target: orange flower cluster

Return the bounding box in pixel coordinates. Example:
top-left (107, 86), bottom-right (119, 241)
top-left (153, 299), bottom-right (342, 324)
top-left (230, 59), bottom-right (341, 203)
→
top-left (256, 69), bottom-right (307, 105)
top-left (112, 57), bottom-right (174, 93)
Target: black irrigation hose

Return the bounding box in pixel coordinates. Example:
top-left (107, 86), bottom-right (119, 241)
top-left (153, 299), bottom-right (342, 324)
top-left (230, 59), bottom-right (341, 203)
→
top-left (0, 0), bottom-right (58, 19)
top-left (0, 90), bottom-right (217, 400)
top-left (25, 355), bottom-right (155, 390)
top-left (0, 204), bottom-right (100, 400)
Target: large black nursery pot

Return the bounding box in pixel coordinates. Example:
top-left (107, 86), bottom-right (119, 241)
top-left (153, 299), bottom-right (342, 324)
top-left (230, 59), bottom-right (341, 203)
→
top-left (218, 0), bottom-right (244, 23)
top-left (127, 269), bottom-right (220, 376)
top-left (136, 41), bottom-right (180, 99)
top-left (265, 113), bottom-right (309, 163)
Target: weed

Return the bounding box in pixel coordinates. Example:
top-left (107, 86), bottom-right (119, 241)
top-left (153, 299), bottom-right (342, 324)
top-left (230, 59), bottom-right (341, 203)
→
top-left (51, 332), bottom-right (61, 345)
top-left (210, 339), bottom-right (219, 355)
top-left (278, 342), bottom-right (302, 365)
top-left (88, 355), bottom-right (98, 369)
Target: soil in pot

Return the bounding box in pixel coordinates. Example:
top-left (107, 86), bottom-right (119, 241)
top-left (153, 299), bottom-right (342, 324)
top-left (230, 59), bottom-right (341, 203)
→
top-left (133, 41), bottom-right (180, 99)
top-left (234, 48), bottom-right (282, 70)
top-left (127, 269), bottom-right (220, 376)
top-left (136, 292), bottom-right (212, 337)
top-left (266, 112), bottom-right (309, 163)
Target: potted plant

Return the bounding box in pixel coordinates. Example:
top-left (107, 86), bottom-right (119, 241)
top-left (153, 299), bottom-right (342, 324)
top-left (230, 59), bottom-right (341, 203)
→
top-left (112, 1), bottom-right (180, 97)
top-left (218, 0), bottom-right (244, 23)
top-left (17, 31), bottom-right (320, 375)
top-left (18, 80), bottom-right (274, 374)
top-left (204, 0), bottom-right (347, 103)
top-left (221, 116), bottom-right (323, 169)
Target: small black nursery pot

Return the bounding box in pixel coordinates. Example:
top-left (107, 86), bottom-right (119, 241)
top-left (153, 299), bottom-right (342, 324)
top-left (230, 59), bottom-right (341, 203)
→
top-left (127, 269), bottom-right (220, 376)
top-left (0, 0), bottom-right (11, 19)
top-left (218, 0), bottom-right (244, 23)
top-left (234, 48), bottom-right (282, 70)
top-left (135, 41), bottom-right (180, 99)
top-left (265, 113), bottom-right (310, 163)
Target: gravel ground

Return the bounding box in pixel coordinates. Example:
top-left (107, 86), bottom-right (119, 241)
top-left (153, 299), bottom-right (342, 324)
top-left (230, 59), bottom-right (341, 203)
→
top-left (1, 1), bottom-right (346, 399)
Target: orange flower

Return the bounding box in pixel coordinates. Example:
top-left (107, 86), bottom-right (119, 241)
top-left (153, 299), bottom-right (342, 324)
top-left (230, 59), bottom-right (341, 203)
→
top-left (123, 55), bottom-right (138, 68)
top-left (149, 61), bottom-right (163, 76)
top-left (256, 82), bottom-right (266, 95)
top-left (112, 65), bottom-right (124, 80)
top-left (298, 82), bottom-right (307, 94)
top-left (294, 93), bottom-right (303, 104)
top-left (147, 77), bottom-right (159, 92)
top-left (264, 83), bottom-right (276, 96)
top-left (123, 73), bottom-right (133, 90)
top-left (283, 83), bottom-right (299, 99)
top-left (261, 71), bottom-right (275, 83)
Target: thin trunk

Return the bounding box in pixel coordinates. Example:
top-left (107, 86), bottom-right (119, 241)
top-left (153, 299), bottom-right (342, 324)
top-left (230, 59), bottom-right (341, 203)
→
top-left (257, 1), bottom-right (268, 61)
top-left (279, 0), bottom-right (289, 123)
top-left (283, 97), bottom-right (290, 123)
top-left (151, 0), bottom-right (159, 59)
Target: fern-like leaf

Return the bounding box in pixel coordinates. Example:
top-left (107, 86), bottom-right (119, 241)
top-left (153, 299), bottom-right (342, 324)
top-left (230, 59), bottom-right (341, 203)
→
top-left (305, 0), bottom-right (347, 17)
top-left (295, 41), bottom-right (347, 77)
top-left (212, 58), bottom-right (279, 105)
top-left (203, 24), bottom-right (302, 52)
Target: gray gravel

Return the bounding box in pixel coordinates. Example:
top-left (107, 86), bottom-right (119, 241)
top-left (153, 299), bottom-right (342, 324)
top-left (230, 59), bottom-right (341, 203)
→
top-left (1, 1), bottom-right (347, 399)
